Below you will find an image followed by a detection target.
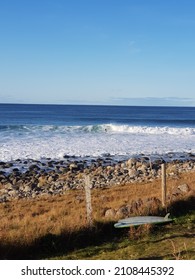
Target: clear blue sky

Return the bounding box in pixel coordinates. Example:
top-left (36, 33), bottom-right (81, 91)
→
top-left (0, 0), bottom-right (195, 106)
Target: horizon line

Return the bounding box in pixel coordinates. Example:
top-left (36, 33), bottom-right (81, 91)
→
top-left (0, 102), bottom-right (195, 108)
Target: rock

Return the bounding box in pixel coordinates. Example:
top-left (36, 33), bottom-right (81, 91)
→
top-left (143, 197), bottom-right (161, 214)
top-left (137, 165), bottom-right (147, 174)
top-left (38, 175), bottom-right (47, 187)
top-left (29, 164), bottom-right (40, 171)
top-left (5, 182), bottom-right (13, 190)
top-left (47, 176), bottom-right (54, 183)
top-left (22, 185), bottom-right (31, 192)
top-left (177, 183), bottom-right (190, 193)
top-left (8, 189), bottom-right (18, 197)
top-left (4, 162), bottom-right (13, 168)
top-left (130, 199), bottom-right (142, 212)
top-left (129, 169), bottom-right (139, 178)
top-left (0, 195), bottom-right (8, 202)
top-left (126, 158), bottom-right (136, 167)
top-left (116, 205), bottom-right (129, 218)
top-left (166, 164), bottom-right (178, 175)
top-left (69, 163), bottom-right (80, 172)
top-left (104, 208), bottom-right (116, 219)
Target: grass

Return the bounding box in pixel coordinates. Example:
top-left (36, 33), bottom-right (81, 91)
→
top-left (0, 170), bottom-right (195, 259)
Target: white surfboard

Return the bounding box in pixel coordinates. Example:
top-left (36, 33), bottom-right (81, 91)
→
top-left (114, 213), bottom-right (172, 228)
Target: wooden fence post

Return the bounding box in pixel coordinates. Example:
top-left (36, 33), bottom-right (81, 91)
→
top-left (84, 175), bottom-right (93, 227)
top-left (161, 163), bottom-right (167, 207)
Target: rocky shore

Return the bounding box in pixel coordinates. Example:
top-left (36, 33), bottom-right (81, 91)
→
top-left (0, 153), bottom-right (195, 202)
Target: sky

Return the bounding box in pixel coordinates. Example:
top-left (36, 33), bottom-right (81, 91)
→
top-left (0, 0), bottom-right (195, 106)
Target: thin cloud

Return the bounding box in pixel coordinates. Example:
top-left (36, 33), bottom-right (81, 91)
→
top-left (0, 94), bottom-right (14, 103)
top-left (110, 97), bottom-right (195, 106)
top-left (0, 93), bottom-right (28, 104)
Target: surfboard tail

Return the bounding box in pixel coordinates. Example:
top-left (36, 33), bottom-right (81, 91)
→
top-left (164, 213), bottom-right (170, 220)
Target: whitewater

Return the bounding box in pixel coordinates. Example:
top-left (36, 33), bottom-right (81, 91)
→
top-left (0, 123), bottom-right (195, 162)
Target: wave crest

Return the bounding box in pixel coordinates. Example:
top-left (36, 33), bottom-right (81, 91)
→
top-left (0, 123), bottom-right (195, 135)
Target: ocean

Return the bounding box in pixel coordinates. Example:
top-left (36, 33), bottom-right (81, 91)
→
top-left (0, 103), bottom-right (195, 163)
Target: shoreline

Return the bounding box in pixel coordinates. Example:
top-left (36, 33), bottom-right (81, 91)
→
top-left (0, 152), bottom-right (195, 202)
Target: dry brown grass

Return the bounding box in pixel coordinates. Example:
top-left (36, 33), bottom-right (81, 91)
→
top-left (0, 170), bottom-right (195, 251)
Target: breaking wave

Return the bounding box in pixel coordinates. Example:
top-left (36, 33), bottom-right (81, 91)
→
top-left (0, 123), bottom-right (195, 135)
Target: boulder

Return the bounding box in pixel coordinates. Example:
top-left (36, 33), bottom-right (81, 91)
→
top-left (177, 183), bottom-right (190, 193)
top-left (104, 208), bottom-right (116, 219)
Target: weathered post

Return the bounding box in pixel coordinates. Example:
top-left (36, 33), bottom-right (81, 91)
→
top-left (161, 162), bottom-right (166, 207)
top-left (84, 175), bottom-right (93, 227)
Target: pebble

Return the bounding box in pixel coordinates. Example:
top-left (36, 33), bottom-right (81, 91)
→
top-left (0, 155), bottom-right (194, 202)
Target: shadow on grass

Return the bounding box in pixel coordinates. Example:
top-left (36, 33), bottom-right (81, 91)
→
top-left (0, 221), bottom-right (124, 260)
top-left (168, 195), bottom-right (195, 217)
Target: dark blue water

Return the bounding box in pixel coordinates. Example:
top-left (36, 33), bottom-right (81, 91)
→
top-left (0, 103), bottom-right (195, 127)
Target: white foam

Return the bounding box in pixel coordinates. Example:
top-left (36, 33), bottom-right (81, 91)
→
top-left (0, 124), bottom-right (195, 161)
top-left (105, 124), bottom-right (195, 135)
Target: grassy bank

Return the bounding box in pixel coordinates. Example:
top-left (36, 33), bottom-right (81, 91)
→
top-left (0, 171), bottom-right (195, 259)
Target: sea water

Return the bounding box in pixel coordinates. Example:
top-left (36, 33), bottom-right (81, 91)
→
top-left (0, 104), bottom-right (195, 162)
